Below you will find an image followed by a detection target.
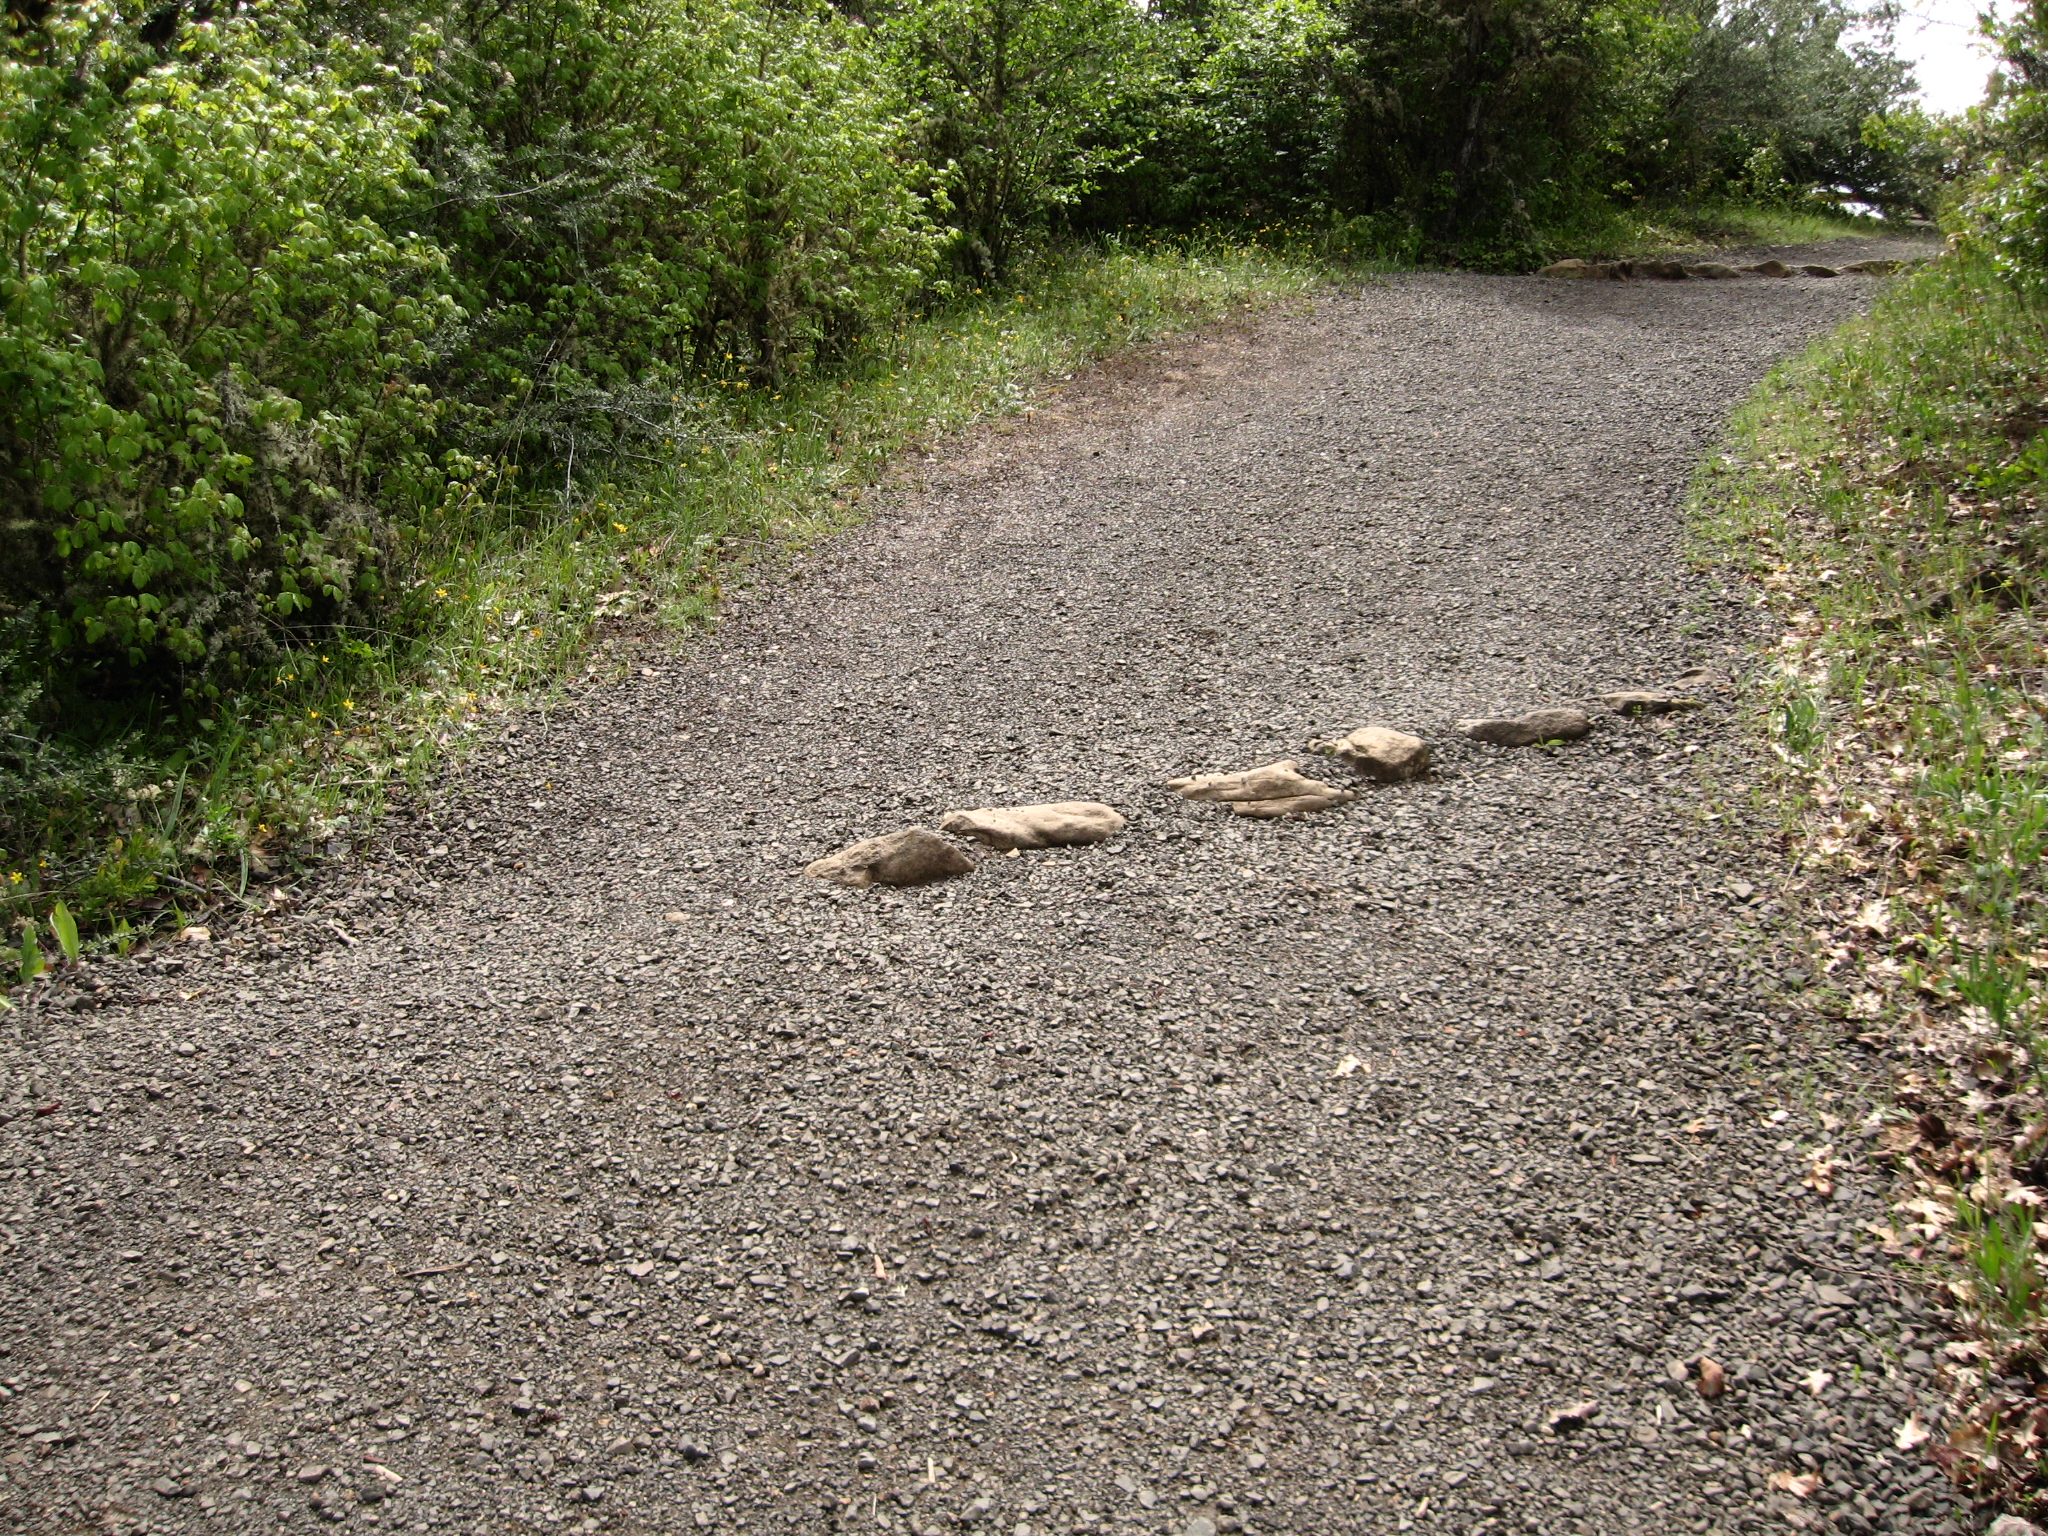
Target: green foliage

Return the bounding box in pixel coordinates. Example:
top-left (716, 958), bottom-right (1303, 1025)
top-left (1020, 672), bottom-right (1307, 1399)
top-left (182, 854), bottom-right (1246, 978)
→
top-left (47, 899), bottom-right (77, 964)
top-left (1144, 0), bottom-right (1348, 223)
top-left (418, 0), bottom-right (941, 404)
top-left (1964, 0), bottom-right (2048, 294)
top-left (877, 0), bottom-right (1156, 277)
top-left (0, 1), bottom-right (455, 678)
top-left (1079, 0), bottom-right (1921, 261)
top-left (1961, 1198), bottom-right (2044, 1333)
top-left (1638, 0), bottom-right (1916, 209)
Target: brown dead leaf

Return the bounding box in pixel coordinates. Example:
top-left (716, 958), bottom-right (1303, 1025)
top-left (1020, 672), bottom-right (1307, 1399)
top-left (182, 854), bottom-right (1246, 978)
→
top-left (1767, 1470), bottom-right (1822, 1498)
top-left (1877, 1122), bottom-right (1922, 1159)
top-left (1804, 1145), bottom-right (1838, 1197)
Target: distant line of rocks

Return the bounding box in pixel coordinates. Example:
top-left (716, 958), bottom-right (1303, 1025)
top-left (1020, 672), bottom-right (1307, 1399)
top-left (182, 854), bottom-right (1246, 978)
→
top-left (1539, 256), bottom-right (1915, 281)
top-left (801, 685), bottom-right (1704, 888)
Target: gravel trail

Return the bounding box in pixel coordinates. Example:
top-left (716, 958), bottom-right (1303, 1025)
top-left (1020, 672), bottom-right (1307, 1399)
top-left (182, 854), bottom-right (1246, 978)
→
top-left (5, 247), bottom-right (1969, 1536)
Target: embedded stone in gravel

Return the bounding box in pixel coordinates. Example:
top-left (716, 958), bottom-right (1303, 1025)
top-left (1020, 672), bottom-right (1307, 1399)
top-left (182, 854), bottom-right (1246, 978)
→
top-left (802, 828), bottom-right (973, 888)
top-left (1545, 1401), bottom-right (1602, 1433)
top-left (1844, 258), bottom-right (1905, 274)
top-left (1539, 259), bottom-right (1599, 277)
top-left (1686, 261), bottom-right (1743, 279)
top-left (1461, 707), bottom-right (1594, 746)
top-left (1801, 264), bottom-right (1841, 278)
top-left (1314, 725), bottom-right (1432, 782)
top-left (939, 801), bottom-right (1126, 849)
top-left (1600, 689), bottom-right (1702, 716)
top-left (1227, 791), bottom-right (1351, 818)
top-left (1745, 259), bottom-right (1795, 277)
top-left (1165, 759), bottom-right (1355, 816)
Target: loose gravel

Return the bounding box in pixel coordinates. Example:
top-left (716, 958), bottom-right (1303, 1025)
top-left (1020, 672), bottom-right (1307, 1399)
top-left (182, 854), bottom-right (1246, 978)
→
top-left (3, 242), bottom-right (1971, 1536)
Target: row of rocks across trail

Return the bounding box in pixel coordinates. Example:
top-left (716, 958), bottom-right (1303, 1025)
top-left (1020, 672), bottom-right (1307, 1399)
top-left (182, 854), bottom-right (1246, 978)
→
top-left (802, 685), bottom-right (1706, 888)
top-left (1540, 257), bottom-right (1914, 281)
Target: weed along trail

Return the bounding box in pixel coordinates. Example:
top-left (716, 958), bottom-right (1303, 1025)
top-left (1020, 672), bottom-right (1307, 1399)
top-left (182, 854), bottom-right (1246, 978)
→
top-left (7, 248), bottom-right (1972, 1536)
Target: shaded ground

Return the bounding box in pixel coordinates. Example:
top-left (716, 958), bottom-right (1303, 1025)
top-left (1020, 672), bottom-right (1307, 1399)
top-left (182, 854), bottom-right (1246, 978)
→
top-left (3, 243), bottom-right (1968, 1536)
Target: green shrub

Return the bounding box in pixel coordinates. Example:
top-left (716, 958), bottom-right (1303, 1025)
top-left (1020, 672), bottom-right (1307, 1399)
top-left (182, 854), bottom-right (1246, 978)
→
top-left (1965, 1), bottom-right (2048, 295)
top-left (0, 0), bottom-right (456, 681)
top-left (877, 0), bottom-right (1157, 278)
top-left (420, 0), bottom-right (941, 421)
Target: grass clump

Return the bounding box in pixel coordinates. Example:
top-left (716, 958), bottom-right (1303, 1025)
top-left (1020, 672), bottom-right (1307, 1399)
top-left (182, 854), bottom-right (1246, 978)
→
top-left (1541, 199), bottom-right (1902, 261)
top-left (1701, 243), bottom-right (2048, 1511)
top-left (0, 234), bottom-right (1319, 955)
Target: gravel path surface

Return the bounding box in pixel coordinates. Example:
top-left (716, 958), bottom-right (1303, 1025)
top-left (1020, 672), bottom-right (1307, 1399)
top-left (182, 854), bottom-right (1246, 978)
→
top-left (5, 244), bottom-right (1972, 1536)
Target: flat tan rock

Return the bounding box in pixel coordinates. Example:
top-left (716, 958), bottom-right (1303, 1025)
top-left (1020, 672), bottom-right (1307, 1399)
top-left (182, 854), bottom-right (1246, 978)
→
top-left (940, 801), bottom-right (1126, 850)
top-left (1800, 264), bottom-right (1840, 278)
top-left (1539, 259), bottom-right (1597, 277)
top-left (1166, 760), bottom-right (1354, 817)
top-left (1229, 793), bottom-right (1350, 819)
top-left (1685, 262), bottom-right (1742, 279)
top-left (1314, 726), bottom-right (1432, 782)
top-left (1842, 259), bottom-right (1903, 275)
top-left (1600, 690), bottom-right (1702, 716)
top-left (1461, 708), bottom-right (1593, 747)
top-left (1742, 259), bottom-right (1793, 277)
top-left (804, 829), bottom-right (973, 889)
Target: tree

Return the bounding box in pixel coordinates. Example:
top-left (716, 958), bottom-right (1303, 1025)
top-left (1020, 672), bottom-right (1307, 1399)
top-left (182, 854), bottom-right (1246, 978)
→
top-left (1329, 0), bottom-right (1609, 263)
top-left (879, 0), bottom-right (1159, 277)
top-left (1642, 0), bottom-right (1916, 205)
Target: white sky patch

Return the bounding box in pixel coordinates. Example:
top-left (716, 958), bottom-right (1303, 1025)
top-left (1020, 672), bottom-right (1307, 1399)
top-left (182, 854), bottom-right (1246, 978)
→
top-left (1893, 0), bottom-right (1999, 114)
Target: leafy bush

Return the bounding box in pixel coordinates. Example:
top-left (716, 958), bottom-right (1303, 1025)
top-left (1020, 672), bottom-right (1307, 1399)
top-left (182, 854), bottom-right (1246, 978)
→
top-left (417, 0), bottom-right (942, 415)
top-left (1964, 0), bottom-right (2048, 294)
top-left (1645, 0), bottom-right (1915, 207)
top-left (1136, 0), bottom-right (1349, 225)
top-left (877, 0), bottom-right (1157, 277)
top-left (0, 1), bottom-right (455, 682)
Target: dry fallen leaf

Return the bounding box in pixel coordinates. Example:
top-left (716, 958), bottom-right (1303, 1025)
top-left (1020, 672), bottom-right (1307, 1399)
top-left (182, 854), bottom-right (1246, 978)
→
top-left (1768, 1470), bottom-right (1821, 1498)
top-left (1697, 1357), bottom-right (1726, 1399)
top-left (1895, 1415), bottom-right (1931, 1451)
top-left (1804, 1144), bottom-right (1837, 1197)
top-left (1802, 1369), bottom-right (1833, 1396)
top-left (1331, 1055), bottom-right (1365, 1079)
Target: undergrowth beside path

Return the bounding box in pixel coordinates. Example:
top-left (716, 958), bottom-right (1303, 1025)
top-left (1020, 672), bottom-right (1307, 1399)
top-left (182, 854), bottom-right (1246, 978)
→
top-left (0, 238), bottom-right (1319, 950)
top-left (1546, 202), bottom-right (1896, 261)
top-left (1702, 245), bottom-right (2048, 1514)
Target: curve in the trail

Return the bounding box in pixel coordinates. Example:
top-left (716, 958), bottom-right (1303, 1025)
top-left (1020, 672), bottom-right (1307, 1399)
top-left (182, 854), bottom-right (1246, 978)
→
top-left (4, 247), bottom-right (1967, 1536)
